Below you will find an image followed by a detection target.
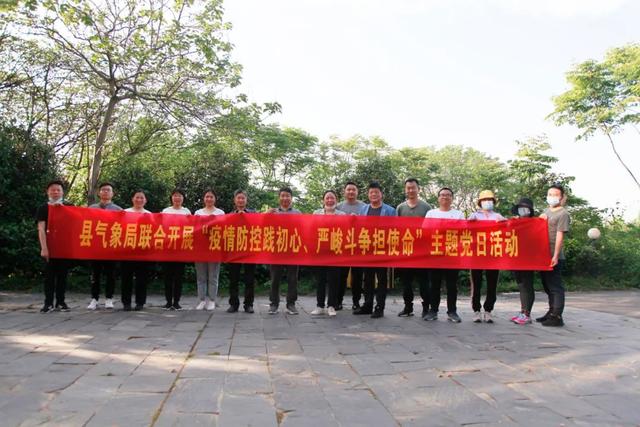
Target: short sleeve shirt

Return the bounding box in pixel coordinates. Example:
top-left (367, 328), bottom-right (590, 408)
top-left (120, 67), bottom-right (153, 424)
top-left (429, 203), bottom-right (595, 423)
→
top-left (425, 208), bottom-right (465, 220)
top-left (397, 200), bottom-right (431, 217)
top-left (162, 207), bottom-right (192, 215)
top-left (543, 207), bottom-right (570, 259)
top-left (336, 200), bottom-right (366, 215)
top-left (36, 201), bottom-right (74, 230)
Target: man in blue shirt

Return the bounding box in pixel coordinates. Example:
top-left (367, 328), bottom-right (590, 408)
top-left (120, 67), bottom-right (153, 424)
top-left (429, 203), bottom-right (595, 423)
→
top-left (354, 182), bottom-right (396, 318)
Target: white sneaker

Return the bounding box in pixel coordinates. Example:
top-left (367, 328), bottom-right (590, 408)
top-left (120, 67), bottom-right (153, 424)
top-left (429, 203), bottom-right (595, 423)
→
top-left (311, 307), bottom-right (326, 315)
top-left (87, 298), bottom-right (98, 310)
top-left (327, 307), bottom-right (337, 317)
top-left (195, 301), bottom-right (206, 310)
top-left (473, 311), bottom-right (482, 323)
top-left (105, 298), bottom-right (114, 309)
top-left (484, 311), bottom-right (493, 323)
top-left (206, 301), bottom-right (216, 311)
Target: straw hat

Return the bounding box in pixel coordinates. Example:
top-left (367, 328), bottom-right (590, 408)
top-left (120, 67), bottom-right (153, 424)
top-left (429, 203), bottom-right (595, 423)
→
top-left (477, 190), bottom-right (497, 207)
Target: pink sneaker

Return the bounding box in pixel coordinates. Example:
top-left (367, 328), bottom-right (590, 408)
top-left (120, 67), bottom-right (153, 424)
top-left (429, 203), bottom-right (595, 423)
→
top-left (511, 313), bottom-right (522, 323)
top-left (513, 314), bottom-right (532, 325)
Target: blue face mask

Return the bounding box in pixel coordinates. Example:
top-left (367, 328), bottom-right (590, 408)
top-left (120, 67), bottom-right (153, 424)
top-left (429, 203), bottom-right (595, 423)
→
top-left (518, 207), bottom-right (531, 217)
top-left (480, 200), bottom-right (494, 211)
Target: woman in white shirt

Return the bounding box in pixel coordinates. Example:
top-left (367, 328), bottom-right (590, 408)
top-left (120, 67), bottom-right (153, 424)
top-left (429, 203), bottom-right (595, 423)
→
top-left (161, 189), bottom-right (191, 310)
top-left (194, 189), bottom-right (225, 310)
top-left (121, 189), bottom-right (152, 311)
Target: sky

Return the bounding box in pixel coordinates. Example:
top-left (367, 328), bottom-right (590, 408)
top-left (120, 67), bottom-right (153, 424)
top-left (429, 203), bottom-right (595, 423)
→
top-left (223, 0), bottom-right (640, 220)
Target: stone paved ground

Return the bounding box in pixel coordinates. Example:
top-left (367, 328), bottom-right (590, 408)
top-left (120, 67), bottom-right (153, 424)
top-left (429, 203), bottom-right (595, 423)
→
top-left (1, 290), bottom-right (639, 426)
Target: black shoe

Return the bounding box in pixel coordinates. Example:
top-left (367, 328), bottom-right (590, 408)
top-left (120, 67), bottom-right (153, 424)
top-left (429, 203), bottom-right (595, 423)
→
top-left (371, 308), bottom-right (384, 318)
top-left (134, 304), bottom-right (144, 311)
top-left (56, 302), bottom-right (70, 312)
top-left (353, 306), bottom-right (372, 315)
top-left (40, 304), bottom-right (54, 313)
top-left (336, 304), bottom-right (343, 311)
top-left (541, 314), bottom-right (564, 327)
top-left (536, 310), bottom-right (552, 323)
top-left (163, 302), bottom-right (173, 310)
top-left (244, 305), bottom-right (254, 313)
top-left (352, 303), bottom-right (360, 310)
top-left (398, 306), bottom-right (414, 317)
top-left (172, 303), bottom-right (182, 311)
top-left (122, 304), bottom-right (132, 312)
top-left (227, 306), bottom-right (239, 313)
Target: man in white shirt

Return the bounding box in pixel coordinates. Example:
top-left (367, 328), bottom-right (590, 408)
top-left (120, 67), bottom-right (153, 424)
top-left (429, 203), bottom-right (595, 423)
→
top-left (424, 187), bottom-right (464, 323)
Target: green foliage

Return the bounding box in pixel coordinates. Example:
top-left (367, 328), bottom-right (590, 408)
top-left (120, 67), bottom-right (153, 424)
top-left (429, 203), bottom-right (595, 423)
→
top-left (0, 124), bottom-right (57, 277)
top-left (1, 0), bottom-right (275, 201)
top-left (174, 138), bottom-right (250, 214)
top-left (550, 43), bottom-right (640, 190)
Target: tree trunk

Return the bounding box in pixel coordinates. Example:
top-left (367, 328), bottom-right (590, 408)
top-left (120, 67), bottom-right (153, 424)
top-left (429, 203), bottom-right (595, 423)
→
top-left (605, 132), bottom-right (640, 192)
top-left (87, 96), bottom-right (118, 203)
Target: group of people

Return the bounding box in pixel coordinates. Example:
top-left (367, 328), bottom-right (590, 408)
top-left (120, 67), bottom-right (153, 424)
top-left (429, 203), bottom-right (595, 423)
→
top-left (37, 178), bottom-right (570, 327)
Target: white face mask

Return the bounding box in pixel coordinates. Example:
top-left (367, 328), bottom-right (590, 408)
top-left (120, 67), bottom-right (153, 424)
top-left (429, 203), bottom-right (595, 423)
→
top-left (48, 198), bottom-right (63, 205)
top-left (480, 200), bottom-right (494, 211)
top-left (518, 207), bottom-right (531, 217)
top-left (547, 196), bottom-right (561, 207)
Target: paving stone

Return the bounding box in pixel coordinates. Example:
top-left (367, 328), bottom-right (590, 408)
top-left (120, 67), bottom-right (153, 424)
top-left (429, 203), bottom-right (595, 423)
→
top-left (1, 292), bottom-right (639, 426)
top-left (161, 378), bottom-right (224, 414)
top-left (218, 394), bottom-right (277, 426)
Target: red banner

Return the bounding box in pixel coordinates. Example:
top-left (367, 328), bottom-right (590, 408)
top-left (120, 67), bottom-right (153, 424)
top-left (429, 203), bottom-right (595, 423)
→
top-left (47, 206), bottom-right (551, 270)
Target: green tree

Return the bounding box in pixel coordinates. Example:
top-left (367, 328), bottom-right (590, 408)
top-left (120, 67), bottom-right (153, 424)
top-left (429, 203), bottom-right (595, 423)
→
top-left (506, 135), bottom-right (578, 211)
top-left (1, 0), bottom-right (277, 202)
top-left (550, 44), bottom-right (640, 191)
top-left (430, 146), bottom-right (509, 215)
top-left (0, 124), bottom-right (58, 278)
top-left (246, 125), bottom-right (317, 193)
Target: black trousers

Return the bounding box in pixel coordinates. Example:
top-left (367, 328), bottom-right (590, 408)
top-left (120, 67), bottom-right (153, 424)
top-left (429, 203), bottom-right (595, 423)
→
top-left (91, 260), bottom-right (117, 300)
top-left (228, 263), bottom-right (256, 308)
top-left (514, 270), bottom-right (535, 314)
top-left (121, 261), bottom-right (149, 306)
top-left (44, 258), bottom-right (69, 307)
top-left (340, 266), bottom-right (363, 306)
top-left (399, 268), bottom-right (430, 310)
top-left (470, 269), bottom-right (499, 312)
top-left (315, 266), bottom-right (340, 308)
top-left (540, 260), bottom-right (565, 316)
top-left (363, 267), bottom-right (388, 310)
top-left (429, 269), bottom-right (458, 314)
top-left (270, 265), bottom-right (298, 306)
top-left (164, 262), bottom-right (185, 305)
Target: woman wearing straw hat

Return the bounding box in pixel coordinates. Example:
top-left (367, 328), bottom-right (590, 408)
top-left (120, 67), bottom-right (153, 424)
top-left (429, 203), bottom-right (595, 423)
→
top-left (468, 190), bottom-right (505, 323)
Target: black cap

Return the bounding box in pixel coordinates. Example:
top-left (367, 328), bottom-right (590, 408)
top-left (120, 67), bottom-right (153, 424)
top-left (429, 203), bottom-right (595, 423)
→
top-left (511, 197), bottom-right (535, 217)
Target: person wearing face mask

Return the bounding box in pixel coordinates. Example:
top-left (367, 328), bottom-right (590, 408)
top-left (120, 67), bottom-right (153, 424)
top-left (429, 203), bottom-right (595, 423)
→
top-left (37, 180), bottom-right (74, 313)
top-left (537, 184), bottom-right (570, 327)
top-left (468, 190), bottom-right (505, 323)
top-left (509, 198), bottom-right (536, 325)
